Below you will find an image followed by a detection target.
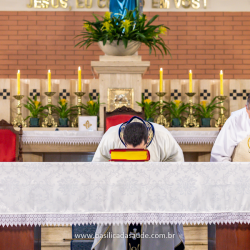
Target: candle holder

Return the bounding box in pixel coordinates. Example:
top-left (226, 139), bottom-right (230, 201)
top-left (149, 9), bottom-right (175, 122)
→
top-left (42, 92), bottom-right (57, 128)
top-left (154, 92), bottom-right (170, 128)
top-left (71, 92), bottom-right (85, 127)
top-left (215, 96), bottom-right (227, 128)
top-left (12, 95), bottom-right (27, 127)
top-left (184, 92), bottom-right (199, 128)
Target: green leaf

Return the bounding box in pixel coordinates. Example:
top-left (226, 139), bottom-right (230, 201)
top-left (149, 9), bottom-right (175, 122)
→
top-left (122, 37), bottom-right (128, 48)
top-left (145, 15), bottom-right (159, 27)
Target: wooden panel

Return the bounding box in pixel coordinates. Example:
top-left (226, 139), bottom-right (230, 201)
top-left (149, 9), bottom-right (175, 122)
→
top-left (23, 143), bottom-right (98, 153)
top-left (22, 143), bottom-right (212, 154)
top-left (180, 144), bottom-right (213, 153)
top-left (185, 246), bottom-right (208, 250)
top-left (184, 225), bottom-right (208, 243)
top-left (0, 225), bottom-right (34, 250)
top-left (183, 152), bottom-right (199, 162)
top-left (184, 224), bottom-right (208, 250)
top-left (216, 223), bottom-right (250, 250)
top-left (23, 153), bottom-right (43, 162)
top-left (41, 225), bottom-right (71, 250)
top-left (197, 153), bottom-right (211, 162)
top-left (41, 247), bottom-right (69, 250)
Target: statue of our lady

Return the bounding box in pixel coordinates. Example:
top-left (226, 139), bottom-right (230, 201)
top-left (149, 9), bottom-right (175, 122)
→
top-left (109, 0), bottom-right (143, 16)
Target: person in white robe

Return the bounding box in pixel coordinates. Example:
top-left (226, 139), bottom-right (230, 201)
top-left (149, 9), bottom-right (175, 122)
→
top-left (211, 99), bottom-right (250, 162)
top-left (91, 116), bottom-right (185, 250)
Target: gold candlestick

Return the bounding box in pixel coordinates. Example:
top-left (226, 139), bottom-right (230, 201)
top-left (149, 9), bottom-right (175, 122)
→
top-left (71, 92), bottom-right (85, 127)
top-left (154, 92), bottom-right (170, 128)
top-left (12, 95), bottom-right (27, 127)
top-left (215, 96), bottom-right (227, 128)
top-left (184, 92), bottom-right (199, 128)
top-left (42, 92), bottom-right (57, 127)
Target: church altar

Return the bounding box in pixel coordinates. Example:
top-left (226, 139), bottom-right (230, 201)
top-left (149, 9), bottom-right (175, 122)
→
top-left (1, 162), bottom-right (250, 226)
top-left (21, 128), bottom-right (219, 162)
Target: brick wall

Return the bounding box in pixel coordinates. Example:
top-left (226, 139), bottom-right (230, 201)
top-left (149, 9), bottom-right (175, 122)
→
top-left (0, 11), bottom-right (249, 79)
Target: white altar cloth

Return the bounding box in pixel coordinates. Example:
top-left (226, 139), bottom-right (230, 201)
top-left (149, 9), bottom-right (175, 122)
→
top-left (22, 130), bottom-right (219, 145)
top-left (1, 162), bottom-right (249, 226)
top-left (22, 130), bottom-right (104, 145)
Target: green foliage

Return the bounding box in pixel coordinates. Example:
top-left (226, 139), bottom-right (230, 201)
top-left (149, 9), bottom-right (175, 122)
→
top-left (163, 100), bottom-right (189, 122)
top-left (24, 95), bottom-right (46, 120)
top-left (81, 94), bottom-right (102, 116)
top-left (193, 97), bottom-right (225, 119)
top-left (75, 8), bottom-right (170, 57)
top-left (51, 98), bottom-right (77, 118)
top-left (136, 94), bottom-right (159, 120)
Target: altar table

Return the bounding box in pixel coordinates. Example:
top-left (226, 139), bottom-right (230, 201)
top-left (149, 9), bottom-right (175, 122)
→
top-left (0, 162), bottom-right (249, 226)
top-left (21, 128), bottom-right (219, 162)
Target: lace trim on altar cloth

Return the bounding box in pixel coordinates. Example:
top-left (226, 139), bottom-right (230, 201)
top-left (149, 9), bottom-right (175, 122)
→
top-left (170, 131), bottom-right (219, 144)
top-left (22, 131), bottom-right (104, 145)
top-left (22, 130), bottom-right (219, 145)
top-left (1, 213), bottom-right (250, 226)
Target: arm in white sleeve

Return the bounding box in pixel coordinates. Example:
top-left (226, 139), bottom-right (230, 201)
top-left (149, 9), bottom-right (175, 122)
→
top-left (92, 127), bottom-right (117, 162)
top-left (155, 125), bottom-right (184, 162)
top-left (210, 117), bottom-right (237, 162)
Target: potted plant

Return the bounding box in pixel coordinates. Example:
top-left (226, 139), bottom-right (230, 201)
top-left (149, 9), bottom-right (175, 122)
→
top-left (75, 8), bottom-right (170, 57)
top-left (81, 95), bottom-right (102, 127)
top-left (52, 98), bottom-right (76, 127)
top-left (136, 94), bottom-right (159, 122)
top-left (163, 100), bottom-right (189, 127)
top-left (24, 95), bottom-right (46, 127)
top-left (193, 97), bottom-right (225, 127)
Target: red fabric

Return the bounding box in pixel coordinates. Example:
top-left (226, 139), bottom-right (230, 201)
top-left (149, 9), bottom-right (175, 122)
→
top-left (106, 115), bottom-right (135, 131)
top-left (0, 130), bottom-right (16, 162)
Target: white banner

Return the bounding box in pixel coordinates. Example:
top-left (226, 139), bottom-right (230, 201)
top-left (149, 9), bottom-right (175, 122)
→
top-left (0, 0), bottom-right (250, 12)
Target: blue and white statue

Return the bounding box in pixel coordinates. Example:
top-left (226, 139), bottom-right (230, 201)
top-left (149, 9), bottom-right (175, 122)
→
top-left (109, 0), bottom-right (143, 16)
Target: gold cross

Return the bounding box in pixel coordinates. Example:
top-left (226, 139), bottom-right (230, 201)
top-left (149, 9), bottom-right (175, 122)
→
top-left (83, 120), bottom-right (92, 129)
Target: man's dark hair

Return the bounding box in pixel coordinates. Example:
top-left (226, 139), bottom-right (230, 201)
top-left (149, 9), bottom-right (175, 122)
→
top-left (123, 122), bottom-right (148, 147)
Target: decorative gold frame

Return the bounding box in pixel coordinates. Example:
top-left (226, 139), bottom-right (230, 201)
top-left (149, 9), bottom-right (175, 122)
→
top-left (107, 88), bottom-right (134, 112)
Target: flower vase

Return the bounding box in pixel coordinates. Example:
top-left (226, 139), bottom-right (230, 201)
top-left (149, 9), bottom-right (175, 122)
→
top-left (30, 118), bottom-right (39, 127)
top-left (172, 118), bottom-right (181, 127)
top-left (59, 118), bottom-right (69, 127)
top-left (98, 40), bottom-right (141, 56)
top-left (201, 118), bottom-right (211, 127)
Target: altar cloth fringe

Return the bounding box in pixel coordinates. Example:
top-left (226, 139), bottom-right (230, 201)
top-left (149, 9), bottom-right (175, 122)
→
top-left (1, 213), bottom-right (250, 226)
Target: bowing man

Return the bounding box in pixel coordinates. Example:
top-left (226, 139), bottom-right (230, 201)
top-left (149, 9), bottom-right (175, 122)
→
top-left (91, 116), bottom-right (185, 250)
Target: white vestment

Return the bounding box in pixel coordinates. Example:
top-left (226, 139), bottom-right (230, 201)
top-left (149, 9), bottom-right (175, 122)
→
top-left (92, 123), bottom-right (184, 162)
top-left (211, 107), bottom-right (250, 162)
top-left (91, 122), bottom-right (185, 250)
